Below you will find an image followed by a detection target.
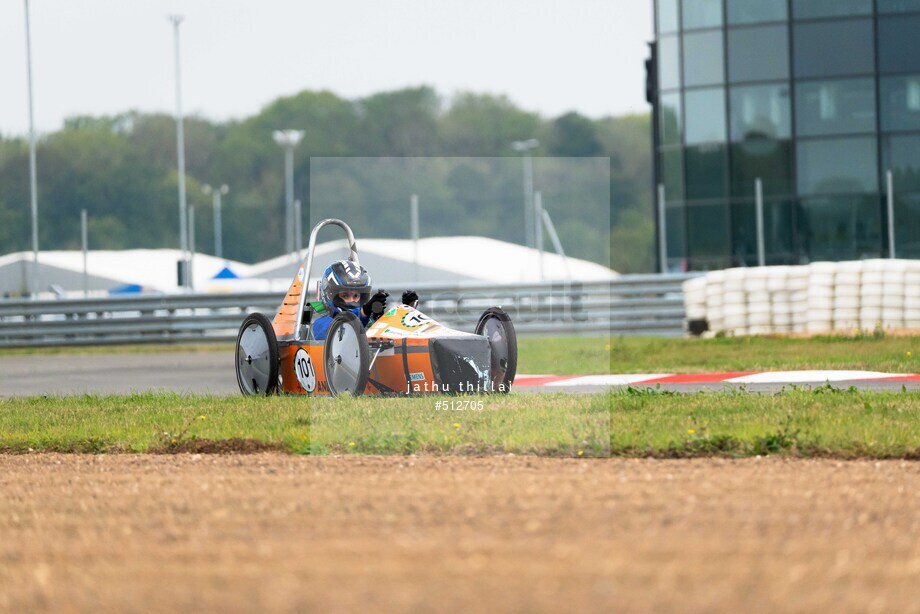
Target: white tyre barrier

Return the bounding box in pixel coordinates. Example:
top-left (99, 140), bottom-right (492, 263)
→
top-left (684, 259), bottom-right (920, 336)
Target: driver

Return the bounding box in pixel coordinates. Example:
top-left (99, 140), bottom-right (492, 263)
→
top-left (311, 259), bottom-right (420, 340)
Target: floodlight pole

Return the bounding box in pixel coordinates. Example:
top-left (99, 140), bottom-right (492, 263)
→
top-left (294, 199), bottom-right (303, 255)
top-left (81, 209), bottom-right (88, 297)
top-left (755, 178), bottom-right (765, 267)
top-left (887, 170), bottom-right (896, 258)
top-left (541, 207), bottom-right (571, 280)
top-left (657, 183), bottom-right (667, 274)
top-left (202, 184), bottom-right (229, 258)
top-left (24, 0), bottom-right (40, 297)
top-left (535, 191), bottom-right (544, 281)
top-left (273, 130), bottom-right (304, 256)
top-left (512, 139), bottom-right (539, 248)
top-left (169, 15), bottom-right (190, 290)
top-left (188, 205), bottom-right (195, 291)
top-left (411, 194), bottom-right (419, 281)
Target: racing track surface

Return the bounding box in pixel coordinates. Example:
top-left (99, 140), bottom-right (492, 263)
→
top-left (3, 351), bottom-right (920, 396)
top-left (3, 454), bottom-right (920, 612)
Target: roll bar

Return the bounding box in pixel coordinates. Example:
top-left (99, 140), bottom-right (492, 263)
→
top-left (294, 218), bottom-right (360, 341)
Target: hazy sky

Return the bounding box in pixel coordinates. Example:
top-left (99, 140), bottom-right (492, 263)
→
top-left (0, 0), bottom-right (653, 137)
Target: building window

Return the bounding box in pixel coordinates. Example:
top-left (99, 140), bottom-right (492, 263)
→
top-left (685, 87), bottom-right (727, 144)
top-left (731, 200), bottom-right (798, 265)
top-left (728, 25), bottom-right (789, 83)
top-left (727, 0), bottom-right (788, 25)
top-left (661, 148), bottom-right (685, 201)
top-left (878, 15), bottom-right (920, 75)
top-left (878, 0), bottom-right (920, 13)
top-left (793, 20), bottom-right (874, 79)
top-left (659, 35), bottom-right (681, 91)
top-left (683, 30), bottom-right (725, 87)
top-left (797, 136), bottom-right (879, 195)
top-left (795, 78), bottom-right (876, 137)
top-left (681, 0), bottom-right (722, 30)
top-left (686, 202), bottom-right (730, 266)
top-left (792, 0), bottom-right (872, 20)
top-left (730, 140), bottom-right (794, 197)
top-left (685, 143), bottom-right (728, 199)
top-left (665, 203), bottom-right (688, 265)
top-left (660, 92), bottom-right (683, 145)
top-left (657, 0), bottom-right (680, 34)
top-left (881, 75), bottom-right (920, 132)
top-left (799, 195), bottom-right (881, 260)
top-left (882, 134), bottom-right (920, 192)
top-left (730, 83), bottom-right (791, 141)
top-left (892, 194), bottom-right (920, 257)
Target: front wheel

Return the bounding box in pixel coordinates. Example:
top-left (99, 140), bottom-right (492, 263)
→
top-left (235, 312), bottom-right (279, 395)
top-left (323, 312), bottom-right (370, 397)
top-left (475, 307), bottom-right (518, 393)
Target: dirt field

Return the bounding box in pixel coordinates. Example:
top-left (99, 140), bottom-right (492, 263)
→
top-left (2, 455), bottom-right (920, 613)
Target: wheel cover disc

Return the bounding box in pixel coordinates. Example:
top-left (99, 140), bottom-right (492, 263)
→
top-left (238, 322), bottom-right (272, 394)
top-left (483, 317), bottom-right (508, 383)
top-left (328, 322), bottom-right (362, 394)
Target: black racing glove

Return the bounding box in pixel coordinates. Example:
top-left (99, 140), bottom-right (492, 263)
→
top-left (362, 290), bottom-right (389, 318)
top-left (401, 290), bottom-right (419, 308)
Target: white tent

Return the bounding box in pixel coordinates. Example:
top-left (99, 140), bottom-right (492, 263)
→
top-left (251, 236), bottom-right (617, 288)
top-left (0, 237), bottom-right (615, 298)
top-left (0, 250), bottom-right (252, 297)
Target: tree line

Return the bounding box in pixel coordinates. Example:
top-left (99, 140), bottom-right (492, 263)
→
top-left (0, 87), bottom-right (653, 272)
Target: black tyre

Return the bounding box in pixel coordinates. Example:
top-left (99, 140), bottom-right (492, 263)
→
top-left (323, 312), bottom-right (370, 397)
top-left (474, 307), bottom-right (518, 393)
top-left (235, 312), bottom-right (279, 395)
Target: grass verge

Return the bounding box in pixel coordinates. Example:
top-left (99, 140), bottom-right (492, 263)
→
top-left (0, 393), bottom-right (609, 456)
top-left (5, 333), bottom-right (917, 375)
top-left (612, 385), bottom-right (920, 458)
top-left (3, 387), bottom-right (920, 458)
top-left (608, 333), bottom-right (920, 373)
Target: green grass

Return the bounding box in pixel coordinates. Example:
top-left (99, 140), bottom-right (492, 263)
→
top-left (517, 336), bottom-right (611, 374)
top-left (0, 393), bottom-right (609, 456)
top-left (611, 385), bottom-right (920, 458)
top-left (6, 333), bottom-right (917, 375)
top-left (0, 394), bottom-right (308, 453)
top-left (4, 388), bottom-right (920, 458)
top-left (502, 332), bottom-right (919, 375)
top-left (607, 333), bottom-right (920, 373)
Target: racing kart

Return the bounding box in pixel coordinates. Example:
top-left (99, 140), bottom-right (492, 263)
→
top-left (235, 219), bottom-right (517, 397)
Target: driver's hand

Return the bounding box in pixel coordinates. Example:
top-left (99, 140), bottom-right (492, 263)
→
top-left (401, 290), bottom-right (419, 308)
top-left (362, 290), bottom-right (389, 317)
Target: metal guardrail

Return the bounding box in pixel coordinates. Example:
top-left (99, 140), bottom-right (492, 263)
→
top-left (0, 275), bottom-right (696, 348)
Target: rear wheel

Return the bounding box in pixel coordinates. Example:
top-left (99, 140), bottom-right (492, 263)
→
top-left (235, 312), bottom-right (279, 395)
top-left (475, 307), bottom-right (518, 393)
top-left (323, 312), bottom-right (370, 397)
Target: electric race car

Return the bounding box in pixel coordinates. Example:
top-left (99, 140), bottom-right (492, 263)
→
top-left (235, 219), bottom-right (517, 397)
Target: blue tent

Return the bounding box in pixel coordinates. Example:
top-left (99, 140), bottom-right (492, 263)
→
top-left (213, 266), bottom-right (239, 280)
top-left (109, 283), bottom-right (143, 295)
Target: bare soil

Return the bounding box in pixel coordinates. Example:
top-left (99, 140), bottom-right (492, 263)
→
top-left (2, 454), bottom-right (920, 613)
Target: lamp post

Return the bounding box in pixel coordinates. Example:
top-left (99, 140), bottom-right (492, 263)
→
top-left (511, 138), bottom-right (539, 248)
top-left (168, 14), bottom-right (189, 289)
top-left (272, 130), bottom-right (304, 255)
top-left (202, 184), bottom-right (229, 259)
top-left (24, 0), bottom-right (39, 297)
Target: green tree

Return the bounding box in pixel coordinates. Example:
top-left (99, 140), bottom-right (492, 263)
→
top-left (0, 87), bottom-right (654, 271)
top-left (548, 112), bottom-right (602, 157)
top-left (440, 93), bottom-right (542, 155)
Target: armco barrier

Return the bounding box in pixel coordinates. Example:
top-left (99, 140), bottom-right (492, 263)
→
top-left (0, 275), bottom-right (696, 348)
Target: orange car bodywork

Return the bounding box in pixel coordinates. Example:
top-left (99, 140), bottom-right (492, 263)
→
top-left (270, 262), bottom-right (479, 396)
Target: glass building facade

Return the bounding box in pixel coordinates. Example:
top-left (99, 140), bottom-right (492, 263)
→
top-left (651, 0), bottom-right (920, 270)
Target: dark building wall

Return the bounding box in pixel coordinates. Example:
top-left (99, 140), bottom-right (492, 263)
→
top-left (652, 0), bottom-right (920, 270)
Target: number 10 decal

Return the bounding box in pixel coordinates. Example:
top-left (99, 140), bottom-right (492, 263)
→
top-left (294, 348), bottom-right (316, 392)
